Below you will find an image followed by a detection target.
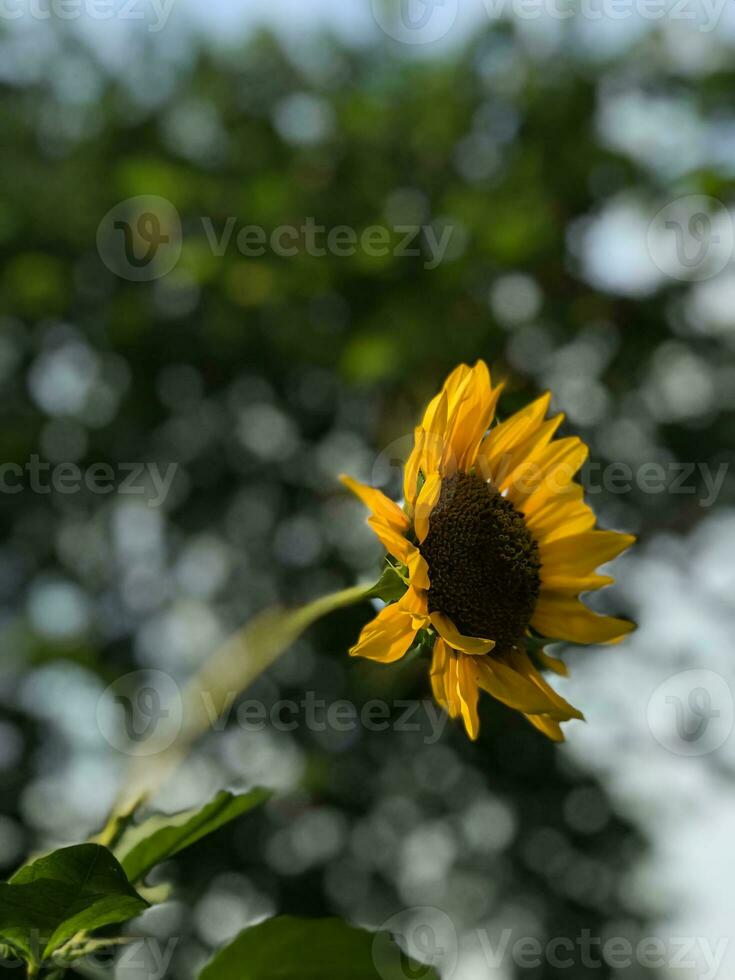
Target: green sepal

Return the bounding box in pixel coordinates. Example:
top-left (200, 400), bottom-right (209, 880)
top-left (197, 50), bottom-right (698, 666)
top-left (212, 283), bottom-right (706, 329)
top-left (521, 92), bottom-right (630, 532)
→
top-left (364, 563), bottom-right (408, 603)
top-left (524, 632), bottom-right (548, 656)
top-left (404, 627), bottom-right (436, 663)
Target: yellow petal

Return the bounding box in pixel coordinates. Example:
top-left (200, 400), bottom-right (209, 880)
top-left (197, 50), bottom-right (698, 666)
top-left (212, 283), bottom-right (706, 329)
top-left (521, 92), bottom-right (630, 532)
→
top-left (524, 488), bottom-right (595, 543)
top-left (534, 648), bottom-right (569, 676)
top-left (444, 362), bottom-right (502, 474)
top-left (493, 414), bottom-right (564, 491)
top-left (507, 649), bottom-right (584, 721)
top-left (520, 475), bottom-right (585, 522)
top-left (429, 612), bottom-right (495, 655)
top-left (444, 653), bottom-right (462, 718)
top-left (505, 437), bottom-right (588, 508)
top-left (414, 471), bottom-right (442, 543)
top-left (420, 364), bottom-right (472, 434)
top-left (406, 547), bottom-right (430, 592)
top-left (430, 638), bottom-right (450, 709)
top-left (531, 593), bottom-right (635, 645)
top-left (403, 427), bottom-right (425, 510)
top-left (408, 362), bottom-right (499, 494)
top-left (525, 713), bottom-right (566, 741)
top-left (540, 571), bottom-right (615, 594)
top-left (400, 584), bottom-right (430, 628)
top-left (340, 475), bottom-right (408, 532)
top-left (430, 649), bottom-right (483, 739)
top-left (539, 530), bottom-right (635, 581)
top-left (477, 391), bottom-right (552, 480)
top-left (475, 657), bottom-right (567, 716)
top-left (367, 516), bottom-right (412, 564)
top-left (455, 654), bottom-right (481, 739)
top-left (541, 511), bottom-right (597, 545)
top-left (423, 390), bottom-right (449, 476)
top-left (349, 601), bottom-right (418, 663)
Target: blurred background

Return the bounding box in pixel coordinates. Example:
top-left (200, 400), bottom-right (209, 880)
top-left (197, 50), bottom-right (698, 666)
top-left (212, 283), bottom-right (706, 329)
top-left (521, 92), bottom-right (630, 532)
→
top-left (1, 0), bottom-right (734, 977)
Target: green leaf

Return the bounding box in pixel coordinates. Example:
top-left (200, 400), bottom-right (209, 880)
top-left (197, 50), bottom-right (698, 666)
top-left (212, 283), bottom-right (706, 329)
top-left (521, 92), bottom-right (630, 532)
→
top-left (115, 788), bottom-right (271, 884)
top-left (0, 844), bottom-right (148, 966)
top-left (198, 916), bottom-right (441, 980)
top-left (364, 564), bottom-right (408, 603)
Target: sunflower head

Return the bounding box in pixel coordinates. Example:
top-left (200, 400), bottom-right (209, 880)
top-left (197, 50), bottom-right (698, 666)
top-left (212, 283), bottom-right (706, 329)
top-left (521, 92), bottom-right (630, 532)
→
top-left (342, 361), bottom-right (635, 742)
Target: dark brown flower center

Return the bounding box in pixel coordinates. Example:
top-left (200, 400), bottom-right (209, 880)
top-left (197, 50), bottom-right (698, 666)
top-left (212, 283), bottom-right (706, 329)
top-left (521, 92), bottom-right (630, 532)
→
top-left (419, 472), bottom-right (541, 655)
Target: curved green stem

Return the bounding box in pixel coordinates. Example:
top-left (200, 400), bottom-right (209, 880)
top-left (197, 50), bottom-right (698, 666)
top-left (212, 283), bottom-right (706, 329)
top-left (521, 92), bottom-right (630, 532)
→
top-left (112, 583), bottom-right (369, 811)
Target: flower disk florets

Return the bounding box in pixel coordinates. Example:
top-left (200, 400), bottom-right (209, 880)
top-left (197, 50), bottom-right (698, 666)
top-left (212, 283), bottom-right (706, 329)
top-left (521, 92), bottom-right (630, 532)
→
top-left (420, 472), bottom-right (541, 654)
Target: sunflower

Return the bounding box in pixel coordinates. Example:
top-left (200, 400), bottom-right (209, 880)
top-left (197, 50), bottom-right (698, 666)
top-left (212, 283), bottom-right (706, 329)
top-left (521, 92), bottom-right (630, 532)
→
top-left (341, 361), bottom-right (635, 741)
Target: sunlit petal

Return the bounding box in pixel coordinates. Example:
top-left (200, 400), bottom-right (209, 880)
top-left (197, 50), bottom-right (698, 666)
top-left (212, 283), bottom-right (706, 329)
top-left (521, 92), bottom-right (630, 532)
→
top-left (349, 601), bottom-right (418, 663)
top-left (414, 471), bottom-right (442, 543)
top-left (531, 594), bottom-right (635, 645)
top-left (367, 516), bottom-right (412, 564)
top-left (429, 612), bottom-right (495, 655)
top-left (340, 474), bottom-right (408, 531)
